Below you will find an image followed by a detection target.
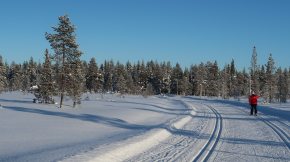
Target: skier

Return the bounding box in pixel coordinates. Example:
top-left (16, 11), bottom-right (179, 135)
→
top-left (249, 91), bottom-right (259, 116)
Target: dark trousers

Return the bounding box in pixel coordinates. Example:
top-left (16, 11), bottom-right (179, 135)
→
top-left (250, 104), bottom-right (257, 115)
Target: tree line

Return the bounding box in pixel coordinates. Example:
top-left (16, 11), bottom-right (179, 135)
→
top-left (0, 15), bottom-right (289, 107)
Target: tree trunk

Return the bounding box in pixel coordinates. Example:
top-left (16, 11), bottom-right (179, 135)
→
top-left (60, 93), bottom-right (64, 108)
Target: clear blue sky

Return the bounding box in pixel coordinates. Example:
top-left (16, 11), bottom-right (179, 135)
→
top-left (0, 0), bottom-right (289, 70)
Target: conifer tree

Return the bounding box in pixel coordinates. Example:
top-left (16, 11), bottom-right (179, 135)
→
top-left (259, 65), bottom-right (267, 100)
top-left (103, 60), bottom-right (114, 92)
top-left (46, 15), bottom-right (83, 108)
top-left (86, 57), bottom-right (99, 93)
top-left (39, 49), bottom-right (55, 103)
top-left (67, 58), bottom-right (84, 107)
top-left (170, 63), bottom-right (183, 95)
top-left (180, 68), bottom-right (192, 95)
top-left (206, 61), bottom-right (219, 96)
top-left (220, 65), bottom-right (230, 98)
top-left (266, 53), bottom-right (276, 103)
top-left (195, 63), bottom-right (207, 97)
top-left (8, 62), bottom-right (22, 91)
top-left (189, 65), bottom-right (199, 96)
top-left (0, 56), bottom-right (7, 92)
top-left (28, 57), bottom-right (37, 87)
top-left (276, 68), bottom-right (288, 103)
top-left (160, 61), bottom-right (172, 94)
top-left (250, 46), bottom-right (259, 94)
top-left (113, 62), bottom-right (127, 94)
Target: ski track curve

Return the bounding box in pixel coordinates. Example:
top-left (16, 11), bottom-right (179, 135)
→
top-left (127, 99), bottom-right (223, 162)
top-left (60, 97), bottom-right (196, 162)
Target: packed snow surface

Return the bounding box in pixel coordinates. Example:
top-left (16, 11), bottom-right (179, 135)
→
top-left (0, 92), bottom-right (289, 162)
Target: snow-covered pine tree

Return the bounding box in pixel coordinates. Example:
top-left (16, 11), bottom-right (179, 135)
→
top-left (28, 57), bottom-right (37, 88)
top-left (113, 62), bottom-right (127, 94)
top-left (195, 63), bottom-right (207, 97)
top-left (276, 68), bottom-right (288, 103)
top-left (229, 59), bottom-right (238, 97)
top-left (0, 56), bottom-right (7, 92)
top-left (8, 62), bottom-right (22, 91)
top-left (38, 49), bottom-right (55, 104)
top-left (181, 67), bottom-right (192, 95)
top-left (234, 68), bottom-right (249, 97)
top-left (21, 61), bottom-right (29, 92)
top-left (86, 57), bottom-right (100, 93)
top-left (46, 15), bottom-right (83, 108)
top-left (67, 58), bottom-right (84, 107)
top-left (220, 65), bottom-right (230, 99)
top-left (265, 53), bottom-right (276, 103)
top-left (103, 60), bottom-right (114, 92)
top-left (170, 63), bottom-right (183, 95)
top-left (125, 61), bottom-right (136, 94)
top-left (206, 61), bottom-right (219, 97)
top-left (189, 65), bottom-right (198, 96)
top-left (250, 46), bottom-right (260, 95)
top-left (147, 61), bottom-right (163, 94)
top-left (138, 60), bottom-right (148, 93)
top-left (258, 65), bottom-right (267, 101)
top-left (160, 61), bottom-right (172, 94)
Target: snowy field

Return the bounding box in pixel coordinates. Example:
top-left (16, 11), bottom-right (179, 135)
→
top-left (0, 92), bottom-right (289, 162)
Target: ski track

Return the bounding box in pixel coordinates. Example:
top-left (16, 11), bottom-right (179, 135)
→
top-left (128, 98), bottom-right (289, 162)
top-left (206, 101), bottom-right (290, 162)
top-left (236, 105), bottom-right (290, 150)
top-left (127, 99), bottom-right (223, 162)
top-left (191, 104), bottom-right (223, 162)
top-left (216, 101), bottom-right (290, 151)
top-left (61, 97), bottom-right (196, 162)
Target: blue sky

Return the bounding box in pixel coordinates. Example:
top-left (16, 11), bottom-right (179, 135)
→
top-left (0, 0), bottom-right (289, 70)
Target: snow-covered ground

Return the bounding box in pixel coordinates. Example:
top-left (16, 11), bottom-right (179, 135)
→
top-left (0, 92), bottom-right (289, 162)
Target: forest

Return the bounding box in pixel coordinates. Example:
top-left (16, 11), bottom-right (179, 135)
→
top-left (0, 15), bottom-right (289, 107)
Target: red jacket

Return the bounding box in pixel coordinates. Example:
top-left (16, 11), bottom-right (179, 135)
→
top-left (249, 94), bottom-right (259, 105)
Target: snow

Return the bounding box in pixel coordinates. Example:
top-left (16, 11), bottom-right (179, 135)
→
top-left (0, 92), bottom-right (289, 162)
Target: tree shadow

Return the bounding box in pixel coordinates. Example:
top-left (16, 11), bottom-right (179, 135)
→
top-left (0, 98), bottom-right (33, 104)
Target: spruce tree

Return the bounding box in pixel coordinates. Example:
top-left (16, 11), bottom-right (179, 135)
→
top-left (160, 61), bottom-right (172, 94)
top-left (0, 56), bottom-right (7, 92)
top-left (86, 57), bottom-right (99, 93)
top-left (46, 15), bottom-right (83, 108)
top-left (103, 60), bottom-right (114, 92)
top-left (38, 49), bottom-right (55, 103)
top-left (67, 58), bottom-right (84, 107)
top-left (220, 65), bottom-right (230, 99)
top-left (266, 53), bottom-right (276, 103)
top-left (206, 61), bottom-right (219, 97)
top-left (250, 46), bottom-right (259, 94)
top-left (113, 62), bottom-right (127, 94)
top-left (170, 63), bottom-right (183, 95)
top-left (8, 62), bottom-right (22, 91)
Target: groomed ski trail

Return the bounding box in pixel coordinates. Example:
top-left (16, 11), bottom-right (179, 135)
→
top-left (60, 97), bottom-right (196, 162)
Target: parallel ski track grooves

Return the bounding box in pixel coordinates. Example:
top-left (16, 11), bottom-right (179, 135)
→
top-left (258, 116), bottom-right (290, 150)
top-left (191, 104), bottom-right (223, 162)
top-left (236, 106), bottom-right (290, 151)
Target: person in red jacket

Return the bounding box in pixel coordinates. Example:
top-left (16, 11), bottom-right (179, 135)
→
top-left (249, 91), bottom-right (259, 115)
